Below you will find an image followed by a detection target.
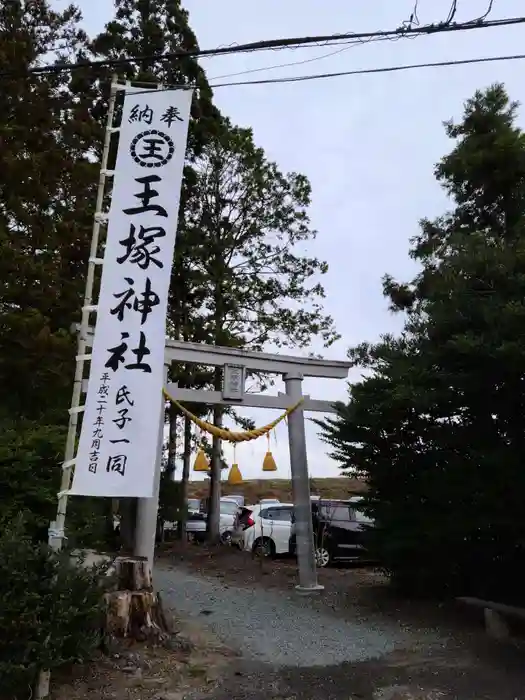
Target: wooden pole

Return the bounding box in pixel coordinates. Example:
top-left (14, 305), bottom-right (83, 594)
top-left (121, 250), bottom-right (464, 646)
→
top-left (35, 75), bottom-right (120, 700)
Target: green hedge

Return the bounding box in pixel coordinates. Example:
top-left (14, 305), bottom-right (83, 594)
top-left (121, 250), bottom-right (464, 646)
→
top-left (0, 518), bottom-right (112, 698)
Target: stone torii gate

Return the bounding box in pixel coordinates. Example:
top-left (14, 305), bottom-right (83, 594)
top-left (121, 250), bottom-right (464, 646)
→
top-left (136, 337), bottom-right (351, 594)
top-left (79, 324), bottom-right (351, 592)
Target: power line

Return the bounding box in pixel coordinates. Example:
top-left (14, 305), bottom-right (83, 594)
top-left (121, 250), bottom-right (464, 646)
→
top-left (0, 16), bottom-right (523, 79)
top-left (446, 1), bottom-right (458, 25)
top-left (209, 52), bottom-right (525, 89)
top-left (214, 1), bottom-right (505, 82)
top-left (477, 0), bottom-right (495, 22)
top-left (127, 52), bottom-right (525, 95)
top-left (208, 22), bottom-right (450, 82)
top-left (209, 38), bottom-right (374, 82)
top-left (403, 0), bottom-right (421, 29)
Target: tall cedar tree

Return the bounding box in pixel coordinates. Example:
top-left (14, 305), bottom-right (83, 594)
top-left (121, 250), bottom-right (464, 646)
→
top-left (0, 0), bottom-right (99, 422)
top-left (0, 0), bottom-right (219, 543)
top-left (89, 0), bottom-right (222, 540)
top-left (0, 1), bottom-right (124, 546)
top-left (90, 0), bottom-right (221, 352)
top-left (317, 85), bottom-right (525, 602)
top-left (186, 119), bottom-right (339, 351)
top-left (185, 119), bottom-right (339, 538)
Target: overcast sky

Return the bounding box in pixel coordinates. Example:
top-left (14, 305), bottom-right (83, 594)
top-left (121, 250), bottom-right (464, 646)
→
top-left (56, 0), bottom-right (525, 481)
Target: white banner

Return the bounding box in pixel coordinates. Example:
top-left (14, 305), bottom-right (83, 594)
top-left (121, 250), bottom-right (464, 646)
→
top-left (71, 87), bottom-right (192, 497)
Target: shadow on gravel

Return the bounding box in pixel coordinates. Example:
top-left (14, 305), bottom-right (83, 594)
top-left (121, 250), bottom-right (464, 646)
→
top-left (193, 641), bottom-right (525, 700)
top-left (157, 545), bottom-right (525, 699)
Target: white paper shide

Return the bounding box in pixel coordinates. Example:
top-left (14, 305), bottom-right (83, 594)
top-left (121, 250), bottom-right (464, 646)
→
top-left (71, 88), bottom-right (192, 497)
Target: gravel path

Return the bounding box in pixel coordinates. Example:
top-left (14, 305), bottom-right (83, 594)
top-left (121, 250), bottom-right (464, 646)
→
top-left (155, 564), bottom-right (445, 668)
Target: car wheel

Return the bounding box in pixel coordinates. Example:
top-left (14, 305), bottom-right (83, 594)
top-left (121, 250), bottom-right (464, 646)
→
top-left (315, 546), bottom-right (331, 568)
top-left (252, 537), bottom-right (275, 558)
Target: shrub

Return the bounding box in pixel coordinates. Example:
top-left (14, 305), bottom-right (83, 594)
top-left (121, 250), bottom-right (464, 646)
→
top-left (0, 517), bottom-right (112, 698)
top-left (0, 419), bottom-right (63, 542)
top-left (0, 417), bottom-right (117, 550)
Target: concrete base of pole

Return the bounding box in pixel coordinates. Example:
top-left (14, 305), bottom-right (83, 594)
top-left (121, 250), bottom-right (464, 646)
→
top-left (35, 670), bottom-right (50, 699)
top-left (295, 584), bottom-right (325, 595)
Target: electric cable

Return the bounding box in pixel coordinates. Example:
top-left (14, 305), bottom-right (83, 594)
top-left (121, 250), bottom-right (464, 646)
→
top-left (124, 52), bottom-right (525, 95)
top-left (446, 1), bottom-right (458, 25)
top-left (211, 52), bottom-right (525, 89)
top-left (0, 16), bottom-right (523, 79)
top-left (208, 2), bottom-right (504, 83)
top-left (478, 0), bottom-right (495, 22)
top-left (209, 38), bottom-right (373, 82)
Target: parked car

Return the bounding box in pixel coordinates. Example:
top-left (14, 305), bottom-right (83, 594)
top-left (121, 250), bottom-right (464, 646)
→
top-left (218, 498), bottom-right (243, 543)
top-left (187, 498), bottom-right (202, 513)
top-left (242, 502), bottom-right (294, 557)
top-left (186, 497), bottom-right (242, 543)
top-left (224, 494), bottom-right (245, 507)
top-left (289, 497), bottom-right (374, 567)
top-left (259, 498), bottom-right (280, 505)
top-left (164, 497), bottom-right (203, 534)
top-left (185, 509), bottom-right (207, 540)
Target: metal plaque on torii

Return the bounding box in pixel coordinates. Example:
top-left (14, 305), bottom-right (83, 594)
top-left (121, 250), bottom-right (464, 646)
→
top-left (222, 364), bottom-right (245, 401)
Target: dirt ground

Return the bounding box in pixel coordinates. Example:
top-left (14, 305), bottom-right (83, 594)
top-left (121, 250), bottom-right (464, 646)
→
top-left (155, 542), bottom-right (525, 700)
top-left (51, 543), bottom-right (525, 699)
top-left (51, 611), bottom-right (238, 700)
top-left (156, 541), bottom-right (467, 634)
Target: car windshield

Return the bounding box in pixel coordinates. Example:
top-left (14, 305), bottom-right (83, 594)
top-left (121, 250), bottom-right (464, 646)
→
top-left (353, 507), bottom-right (374, 524)
top-left (225, 495), bottom-right (244, 505)
top-left (319, 504), bottom-right (349, 521)
top-left (220, 501), bottom-right (239, 515)
top-left (187, 499), bottom-right (200, 510)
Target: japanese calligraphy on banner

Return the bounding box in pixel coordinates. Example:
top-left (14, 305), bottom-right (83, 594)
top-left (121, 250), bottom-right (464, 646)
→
top-left (71, 87), bottom-right (192, 497)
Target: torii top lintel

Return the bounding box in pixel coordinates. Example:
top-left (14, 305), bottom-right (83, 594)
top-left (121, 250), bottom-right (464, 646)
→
top-left (163, 338), bottom-right (351, 380)
top-left (73, 324), bottom-right (350, 380)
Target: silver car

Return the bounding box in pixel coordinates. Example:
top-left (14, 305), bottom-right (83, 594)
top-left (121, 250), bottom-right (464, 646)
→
top-left (186, 498), bottom-right (242, 543)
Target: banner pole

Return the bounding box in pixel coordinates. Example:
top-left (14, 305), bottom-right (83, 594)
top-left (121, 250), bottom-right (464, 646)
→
top-left (36, 74), bottom-right (120, 700)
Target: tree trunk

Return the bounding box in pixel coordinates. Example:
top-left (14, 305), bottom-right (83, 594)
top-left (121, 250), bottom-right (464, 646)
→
top-left (206, 400), bottom-right (223, 544)
top-left (166, 402), bottom-right (178, 481)
top-left (118, 498), bottom-right (137, 554)
top-left (207, 196), bottom-right (226, 544)
top-left (177, 416), bottom-right (192, 540)
top-left (105, 498), bottom-right (119, 550)
top-left (105, 556), bottom-right (170, 642)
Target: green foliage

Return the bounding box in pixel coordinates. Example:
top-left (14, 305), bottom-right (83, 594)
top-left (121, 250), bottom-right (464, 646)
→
top-left (0, 0), bottom-right (222, 548)
top-left (0, 0), bottom-right (337, 549)
top-left (182, 118), bottom-right (339, 351)
top-left (67, 496), bottom-right (119, 552)
top-left (0, 419), bottom-right (64, 541)
top-left (176, 117), bottom-right (339, 538)
top-left (0, 517), bottom-right (111, 697)
top-left (318, 84), bottom-right (525, 602)
top-left (0, 0), bottom-right (100, 422)
top-left (0, 309), bottom-right (75, 423)
top-left (0, 417), bottom-right (116, 550)
top-left (91, 0), bottom-right (219, 157)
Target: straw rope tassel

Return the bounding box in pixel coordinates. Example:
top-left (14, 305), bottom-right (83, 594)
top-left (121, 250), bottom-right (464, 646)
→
top-left (262, 432), bottom-right (277, 472)
top-left (193, 427), bottom-right (209, 472)
top-left (228, 444), bottom-right (243, 484)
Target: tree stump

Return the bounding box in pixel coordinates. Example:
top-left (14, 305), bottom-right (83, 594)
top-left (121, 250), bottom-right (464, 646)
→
top-left (105, 556), bottom-right (171, 643)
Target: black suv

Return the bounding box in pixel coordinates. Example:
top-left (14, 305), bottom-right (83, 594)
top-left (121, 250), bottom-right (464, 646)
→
top-left (289, 497), bottom-right (374, 567)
